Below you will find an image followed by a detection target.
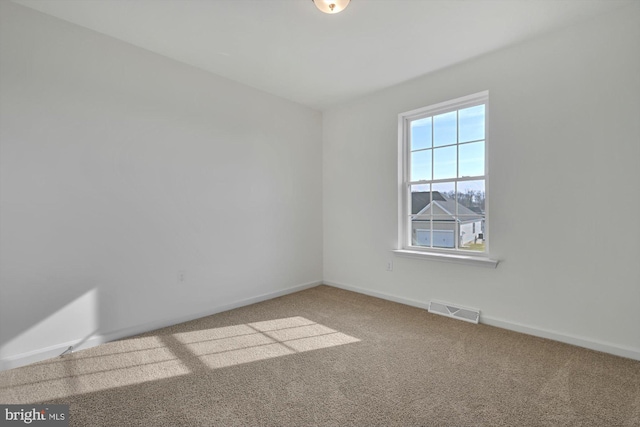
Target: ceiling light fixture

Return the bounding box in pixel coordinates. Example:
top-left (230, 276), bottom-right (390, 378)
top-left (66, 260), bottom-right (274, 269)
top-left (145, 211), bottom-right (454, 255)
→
top-left (312, 0), bottom-right (350, 14)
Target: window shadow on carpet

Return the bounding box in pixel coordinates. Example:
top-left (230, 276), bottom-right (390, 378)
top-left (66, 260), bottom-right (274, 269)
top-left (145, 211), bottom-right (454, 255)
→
top-left (0, 316), bottom-right (359, 403)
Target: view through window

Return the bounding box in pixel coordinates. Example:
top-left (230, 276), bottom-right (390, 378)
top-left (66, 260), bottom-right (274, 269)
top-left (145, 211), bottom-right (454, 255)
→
top-left (400, 91), bottom-right (488, 254)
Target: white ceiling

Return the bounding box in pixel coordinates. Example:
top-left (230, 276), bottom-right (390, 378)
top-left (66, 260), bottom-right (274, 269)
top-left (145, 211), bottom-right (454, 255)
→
top-left (12, 0), bottom-right (633, 110)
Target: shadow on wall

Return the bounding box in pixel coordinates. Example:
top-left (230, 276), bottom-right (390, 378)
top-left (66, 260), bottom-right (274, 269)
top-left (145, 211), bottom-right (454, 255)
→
top-left (0, 287), bottom-right (102, 370)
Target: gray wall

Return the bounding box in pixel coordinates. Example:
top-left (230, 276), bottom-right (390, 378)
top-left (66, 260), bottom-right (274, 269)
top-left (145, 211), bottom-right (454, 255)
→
top-left (323, 4), bottom-right (640, 358)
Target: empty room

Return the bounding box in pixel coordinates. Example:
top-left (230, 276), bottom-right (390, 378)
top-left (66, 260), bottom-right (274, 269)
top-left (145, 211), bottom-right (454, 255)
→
top-left (1, 0), bottom-right (639, 426)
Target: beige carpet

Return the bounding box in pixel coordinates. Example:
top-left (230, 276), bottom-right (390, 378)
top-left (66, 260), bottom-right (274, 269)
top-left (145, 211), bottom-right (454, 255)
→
top-left (1, 285), bottom-right (639, 426)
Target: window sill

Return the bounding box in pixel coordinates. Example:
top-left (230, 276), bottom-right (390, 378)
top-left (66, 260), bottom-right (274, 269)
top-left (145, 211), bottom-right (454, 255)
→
top-left (392, 249), bottom-right (499, 268)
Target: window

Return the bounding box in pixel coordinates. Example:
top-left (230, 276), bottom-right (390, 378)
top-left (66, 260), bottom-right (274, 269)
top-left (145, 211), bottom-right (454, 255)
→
top-left (398, 91), bottom-right (488, 257)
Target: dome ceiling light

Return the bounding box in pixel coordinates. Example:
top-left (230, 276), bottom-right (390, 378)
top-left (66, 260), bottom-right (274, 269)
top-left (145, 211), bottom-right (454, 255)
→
top-left (312, 0), bottom-right (350, 14)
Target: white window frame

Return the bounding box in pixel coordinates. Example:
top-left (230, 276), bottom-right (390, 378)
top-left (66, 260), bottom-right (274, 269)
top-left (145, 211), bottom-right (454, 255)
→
top-left (395, 91), bottom-right (498, 268)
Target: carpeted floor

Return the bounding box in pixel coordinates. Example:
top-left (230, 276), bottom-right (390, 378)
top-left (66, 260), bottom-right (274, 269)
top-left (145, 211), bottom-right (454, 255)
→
top-left (1, 285), bottom-right (639, 426)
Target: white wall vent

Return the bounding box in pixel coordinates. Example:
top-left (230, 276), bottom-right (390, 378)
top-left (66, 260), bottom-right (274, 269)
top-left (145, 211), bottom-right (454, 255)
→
top-left (428, 300), bottom-right (480, 324)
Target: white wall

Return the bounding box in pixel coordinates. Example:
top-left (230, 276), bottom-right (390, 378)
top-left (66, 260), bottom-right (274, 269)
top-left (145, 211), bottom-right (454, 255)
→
top-left (2, 1), bottom-right (638, 371)
top-left (323, 4), bottom-right (640, 359)
top-left (0, 2), bottom-right (322, 369)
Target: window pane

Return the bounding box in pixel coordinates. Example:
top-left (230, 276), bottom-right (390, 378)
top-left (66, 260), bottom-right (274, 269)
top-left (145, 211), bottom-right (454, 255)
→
top-left (410, 184), bottom-right (431, 215)
top-left (433, 111), bottom-right (457, 147)
top-left (457, 215), bottom-right (485, 251)
top-left (433, 146), bottom-right (456, 180)
top-left (459, 104), bottom-right (485, 143)
top-left (458, 141), bottom-right (484, 178)
top-left (410, 117), bottom-right (432, 151)
top-left (412, 219), bottom-right (431, 247)
top-left (410, 150), bottom-right (431, 181)
top-left (432, 182), bottom-right (455, 204)
top-left (432, 218), bottom-right (455, 249)
top-left (456, 180), bottom-right (485, 213)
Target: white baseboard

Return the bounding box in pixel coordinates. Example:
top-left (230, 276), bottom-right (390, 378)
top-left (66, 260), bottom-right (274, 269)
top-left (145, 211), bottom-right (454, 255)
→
top-left (0, 280), bottom-right (322, 372)
top-left (324, 280), bottom-right (430, 310)
top-left (480, 316), bottom-right (640, 361)
top-left (323, 280), bottom-right (640, 361)
top-left (4, 278), bottom-right (637, 371)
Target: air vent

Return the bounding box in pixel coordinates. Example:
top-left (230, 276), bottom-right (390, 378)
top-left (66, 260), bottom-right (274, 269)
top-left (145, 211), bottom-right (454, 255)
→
top-left (428, 300), bottom-right (480, 324)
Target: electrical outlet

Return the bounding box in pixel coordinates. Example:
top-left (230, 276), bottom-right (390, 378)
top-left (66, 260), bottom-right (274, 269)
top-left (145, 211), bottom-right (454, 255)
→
top-left (178, 270), bottom-right (186, 282)
top-left (386, 261), bottom-right (393, 271)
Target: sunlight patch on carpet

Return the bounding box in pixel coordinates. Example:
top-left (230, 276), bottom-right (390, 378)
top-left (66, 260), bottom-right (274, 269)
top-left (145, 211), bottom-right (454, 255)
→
top-left (174, 316), bottom-right (360, 370)
top-left (0, 336), bottom-right (191, 403)
top-left (0, 317), bottom-right (359, 403)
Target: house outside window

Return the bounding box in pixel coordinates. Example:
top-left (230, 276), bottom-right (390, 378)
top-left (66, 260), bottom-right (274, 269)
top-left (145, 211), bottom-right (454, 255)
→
top-left (399, 91), bottom-right (488, 256)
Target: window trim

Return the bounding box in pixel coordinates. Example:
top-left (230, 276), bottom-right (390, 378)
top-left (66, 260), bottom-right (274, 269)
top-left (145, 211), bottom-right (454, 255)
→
top-left (397, 91), bottom-right (498, 267)
top-left (392, 249), bottom-right (498, 268)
